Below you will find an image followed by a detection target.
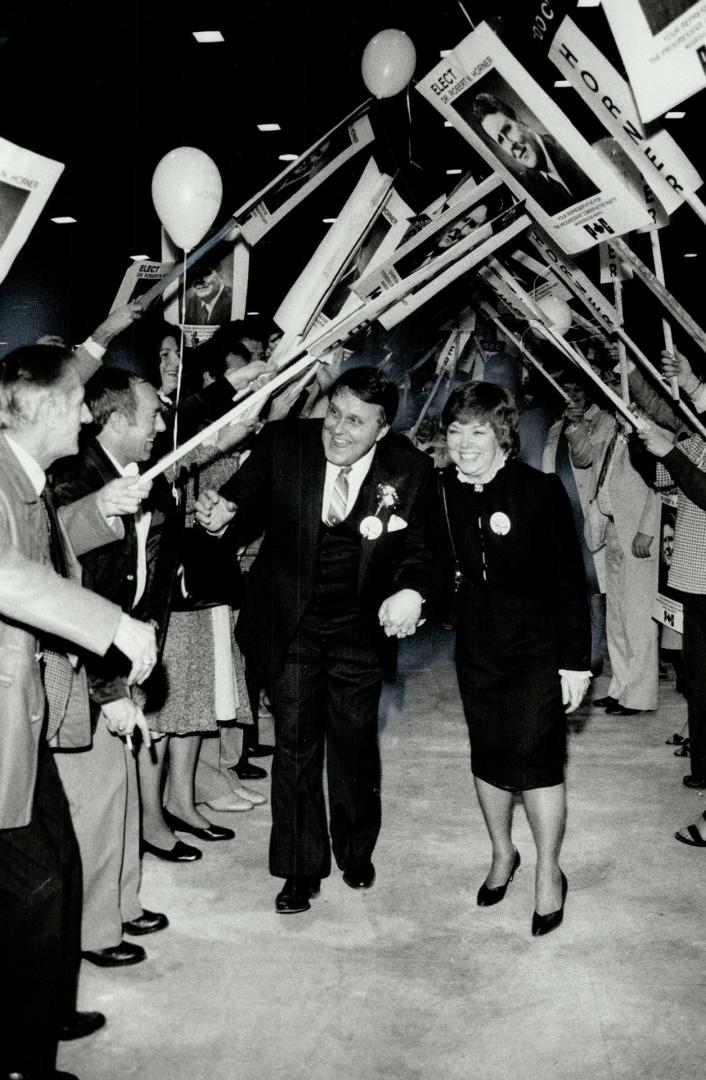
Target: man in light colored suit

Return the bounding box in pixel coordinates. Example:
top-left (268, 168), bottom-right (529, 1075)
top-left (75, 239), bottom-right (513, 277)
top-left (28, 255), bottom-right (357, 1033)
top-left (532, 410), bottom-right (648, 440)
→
top-left (566, 404), bottom-right (659, 714)
top-left (0, 345), bottom-right (157, 1080)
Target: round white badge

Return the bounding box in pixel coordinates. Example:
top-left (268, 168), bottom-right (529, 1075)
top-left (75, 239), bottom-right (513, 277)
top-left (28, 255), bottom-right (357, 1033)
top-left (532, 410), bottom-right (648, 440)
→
top-left (360, 516), bottom-right (383, 540)
top-left (489, 511), bottom-right (511, 536)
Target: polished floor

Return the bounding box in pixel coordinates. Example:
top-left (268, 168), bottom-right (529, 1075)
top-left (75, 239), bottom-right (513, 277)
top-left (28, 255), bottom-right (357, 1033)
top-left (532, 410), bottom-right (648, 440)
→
top-left (60, 627), bottom-right (706, 1080)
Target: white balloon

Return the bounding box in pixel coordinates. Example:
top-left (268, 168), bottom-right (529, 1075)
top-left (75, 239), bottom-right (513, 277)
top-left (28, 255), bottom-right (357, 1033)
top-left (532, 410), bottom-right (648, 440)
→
top-left (151, 147), bottom-right (223, 252)
top-left (536, 295), bottom-right (573, 335)
top-left (361, 29), bottom-right (416, 100)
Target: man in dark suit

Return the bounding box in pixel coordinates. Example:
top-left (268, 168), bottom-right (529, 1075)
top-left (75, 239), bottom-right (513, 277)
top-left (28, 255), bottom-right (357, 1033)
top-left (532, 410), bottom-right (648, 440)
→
top-left (469, 92), bottom-right (599, 215)
top-left (0, 345), bottom-right (157, 1080)
top-left (196, 367), bottom-right (434, 913)
top-left (52, 368), bottom-right (179, 969)
top-left (184, 264), bottom-right (233, 326)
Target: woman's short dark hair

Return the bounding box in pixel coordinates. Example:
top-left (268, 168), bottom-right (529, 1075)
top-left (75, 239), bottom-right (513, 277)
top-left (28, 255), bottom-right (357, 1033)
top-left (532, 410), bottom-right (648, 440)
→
top-left (329, 366), bottom-right (399, 426)
top-left (441, 380), bottom-right (520, 457)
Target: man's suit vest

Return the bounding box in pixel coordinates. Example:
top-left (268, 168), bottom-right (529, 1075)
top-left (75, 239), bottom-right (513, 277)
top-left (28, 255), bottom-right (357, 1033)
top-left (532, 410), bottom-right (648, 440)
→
top-left (307, 514), bottom-right (364, 627)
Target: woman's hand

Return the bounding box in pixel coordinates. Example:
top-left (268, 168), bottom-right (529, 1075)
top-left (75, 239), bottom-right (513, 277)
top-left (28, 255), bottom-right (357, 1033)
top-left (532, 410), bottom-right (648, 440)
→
top-left (559, 670), bottom-right (591, 713)
top-left (635, 415), bottom-right (675, 459)
top-left (194, 489), bottom-right (236, 533)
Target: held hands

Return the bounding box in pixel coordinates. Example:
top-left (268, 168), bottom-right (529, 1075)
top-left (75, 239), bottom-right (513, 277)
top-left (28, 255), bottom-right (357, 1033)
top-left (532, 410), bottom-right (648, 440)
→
top-left (96, 475), bottom-right (153, 518)
top-left (378, 589), bottom-right (424, 639)
top-left (194, 488), bottom-right (236, 533)
top-left (102, 697), bottom-right (152, 749)
top-left (631, 531), bottom-right (654, 559)
top-left (559, 670), bottom-right (591, 714)
top-left (113, 614), bottom-right (157, 685)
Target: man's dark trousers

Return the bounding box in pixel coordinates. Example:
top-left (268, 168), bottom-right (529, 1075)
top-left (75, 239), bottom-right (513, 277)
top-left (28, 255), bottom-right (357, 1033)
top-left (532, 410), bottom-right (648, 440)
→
top-left (267, 611), bottom-right (383, 880)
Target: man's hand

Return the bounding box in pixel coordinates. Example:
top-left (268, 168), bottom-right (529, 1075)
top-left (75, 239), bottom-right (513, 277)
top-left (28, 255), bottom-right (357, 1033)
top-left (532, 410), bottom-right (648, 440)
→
top-left (563, 400), bottom-right (585, 426)
top-left (216, 417), bottom-right (260, 452)
top-left (195, 489), bottom-right (236, 533)
top-left (91, 301), bottom-right (143, 348)
top-left (661, 348), bottom-right (700, 395)
top-left (95, 475), bottom-right (153, 518)
top-left (631, 531), bottom-right (654, 558)
top-left (267, 370), bottom-right (317, 422)
top-left (634, 416), bottom-right (674, 459)
top-left (559, 670), bottom-right (591, 714)
top-left (225, 360), bottom-right (273, 392)
top-left (102, 697), bottom-right (152, 748)
top-left (378, 589), bottom-right (424, 638)
top-left (112, 614), bottom-right (157, 685)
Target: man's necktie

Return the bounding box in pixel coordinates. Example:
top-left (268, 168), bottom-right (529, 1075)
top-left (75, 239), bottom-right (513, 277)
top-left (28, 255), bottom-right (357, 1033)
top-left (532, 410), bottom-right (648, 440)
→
top-left (326, 466), bottom-right (351, 526)
top-left (40, 489), bottom-right (75, 740)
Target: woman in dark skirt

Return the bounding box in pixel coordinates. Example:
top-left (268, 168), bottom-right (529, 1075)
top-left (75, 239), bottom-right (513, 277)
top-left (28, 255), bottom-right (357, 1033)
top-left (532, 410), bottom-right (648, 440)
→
top-left (436, 382), bottom-right (591, 935)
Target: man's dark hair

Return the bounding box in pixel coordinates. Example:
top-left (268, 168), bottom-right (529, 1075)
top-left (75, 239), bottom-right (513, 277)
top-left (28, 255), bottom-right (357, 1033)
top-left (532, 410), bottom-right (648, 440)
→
top-left (0, 344), bottom-right (75, 429)
top-left (85, 367), bottom-right (145, 431)
top-left (472, 92), bottom-right (516, 127)
top-left (329, 366), bottom-right (399, 426)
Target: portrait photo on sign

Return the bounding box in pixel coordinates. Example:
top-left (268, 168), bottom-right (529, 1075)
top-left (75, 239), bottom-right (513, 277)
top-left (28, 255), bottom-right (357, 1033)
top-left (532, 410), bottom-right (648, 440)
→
top-left (251, 122), bottom-right (354, 218)
top-left (659, 501), bottom-right (677, 595)
top-left (638, 0), bottom-right (698, 35)
top-left (451, 71), bottom-right (600, 216)
top-left (182, 250), bottom-right (234, 329)
top-left (392, 186), bottom-right (521, 283)
top-left (0, 179), bottom-right (30, 247)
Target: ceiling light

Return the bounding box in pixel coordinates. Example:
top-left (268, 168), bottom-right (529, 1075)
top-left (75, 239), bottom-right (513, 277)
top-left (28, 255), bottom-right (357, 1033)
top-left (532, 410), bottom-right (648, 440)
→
top-left (129, 254), bottom-right (150, 261)
top-left (192, 30), bottom-right (224, 43)
top-left (322, 218), bottom-right (337, 224)
top-left (246, 310), bottom-right (260, 316)
top-left (444, 121), bottom-right (453, 128)
top-left (576, 1), bottom-right (601, 7)
top-left (439, 50), bottom-right (451, 57)
top-left (684, 252), bottom-right (699, 258)
top-left (665, 111), bottom-right (685, 119)
top-left (257, 123), bottom-right (281, 132)
top-left (51, 216), bottom-right (77, 224)
top-left (554, 80), bottom-right (571, 88)
top-left (278, 153), bottom-right (298, 162)
top-left (446, 168), bottom-right (462, 175)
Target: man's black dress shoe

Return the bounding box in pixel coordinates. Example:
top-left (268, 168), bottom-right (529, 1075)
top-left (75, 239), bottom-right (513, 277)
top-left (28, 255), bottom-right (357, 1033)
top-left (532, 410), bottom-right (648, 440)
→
top-left (233, 760), bottom-right (267, 780)
top-left (162, 809), bottom-right (235, 841)
top-left (683, 774), bottom-right (706, 789)
top-left (82, 941), bottom-right (146, 967)
top-left (531, 872), bottom-right (568, 937)
top-left (140, 838), bottom-right (202, 861)
top-left (6, 1073), bottom-right (80, 1079)
top-left (593, 695), bottom-right (618, 709)
top-left (477, 848), bottom-right (521, 907)
top-left (275, 876), bottom-right (321, 914)
top-left (58, 1010), bottom-right (106, 1041)
top-left (605, 703), bottom-right (642, 716)
top-left (342, 862), bottom-right (376, 890)
top-left (123, 909), bottom-right (169, 936)
top-left (246, 743), bottom-right (274, 757)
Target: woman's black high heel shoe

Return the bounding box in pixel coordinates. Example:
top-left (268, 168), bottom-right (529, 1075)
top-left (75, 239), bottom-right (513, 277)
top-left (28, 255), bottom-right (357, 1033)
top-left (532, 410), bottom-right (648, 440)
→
top-left (477, 848), bottom-right (521, 907)
top-left (532, 871), bottom-right (568, 936)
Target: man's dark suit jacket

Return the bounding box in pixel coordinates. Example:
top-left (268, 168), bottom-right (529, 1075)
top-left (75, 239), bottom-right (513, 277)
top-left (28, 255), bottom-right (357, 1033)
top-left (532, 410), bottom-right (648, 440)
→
top-left (184, 286), bottom-right (233, 326)
top-left (219, 419), bottom-right (434, 680)
top-left (520, 134), bottom-right (599, 215)
top-left (51, 438), bottom-right (182, 711)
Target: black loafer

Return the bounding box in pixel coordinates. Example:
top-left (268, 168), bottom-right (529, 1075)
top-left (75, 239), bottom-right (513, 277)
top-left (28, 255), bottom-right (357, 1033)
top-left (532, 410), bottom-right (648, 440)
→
top-left (275, 876), bottom-right (321, 914)
top-left (162, 809), bottom-right (235, 841)
top-left (605, 703), bottom-right (642, 715)
top-left (58, 1010), bottom-right (106, 1041)
top-left (342, 862), bottom-right (376, 890)
top-left (82, 941), bottom-right (146, 967)
top-left (531, 872), bottom-right (568, 937)
top-left (123, 909), bottom-right (169, 936)
top-left (683, 774), bottom-right (706, 789)
top-left (593, 695), bottom-right (618, 709)
top-left (140, 838), bottom-right (202, 862)
top-left (232, 760), bottom-right (267, 780)
top-left (246, 743), bottom-right (274, 757)
top-left (477, 848), bottom-right (521, 907)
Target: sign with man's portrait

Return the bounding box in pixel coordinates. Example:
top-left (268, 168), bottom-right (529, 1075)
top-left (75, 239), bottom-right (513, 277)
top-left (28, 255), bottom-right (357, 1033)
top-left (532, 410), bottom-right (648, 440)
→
top-left (417, 22), bottom-right (651, 254)
top-left (235, 105), bottom-right (375, 246)
top-left (654, 493), bottom-right (683, 631)
top-left (602, 0), bottom-right (706, 124)
top-left (0, 137), bottom-right (64, 285)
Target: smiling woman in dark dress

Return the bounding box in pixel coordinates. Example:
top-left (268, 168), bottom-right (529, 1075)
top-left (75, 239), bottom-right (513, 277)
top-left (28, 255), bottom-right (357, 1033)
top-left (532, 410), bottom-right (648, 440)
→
top-left (435, 382), bottom-right (591, 936)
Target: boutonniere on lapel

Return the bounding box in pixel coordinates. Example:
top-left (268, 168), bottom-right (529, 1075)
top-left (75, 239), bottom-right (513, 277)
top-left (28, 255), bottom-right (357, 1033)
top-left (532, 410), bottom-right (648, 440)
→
top-left (360, 483), bottom-right (407, 540)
